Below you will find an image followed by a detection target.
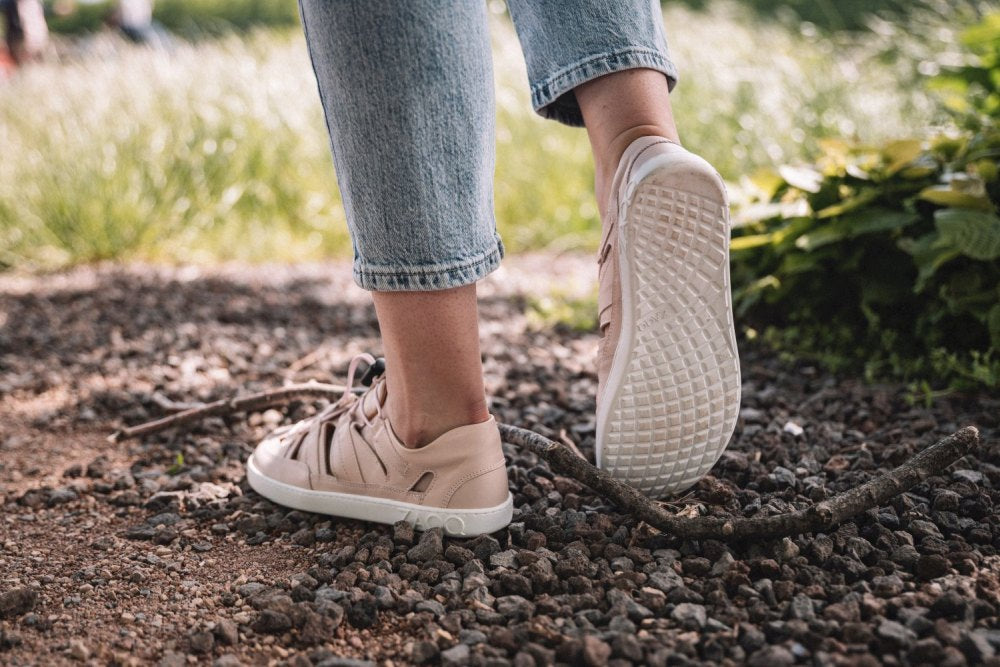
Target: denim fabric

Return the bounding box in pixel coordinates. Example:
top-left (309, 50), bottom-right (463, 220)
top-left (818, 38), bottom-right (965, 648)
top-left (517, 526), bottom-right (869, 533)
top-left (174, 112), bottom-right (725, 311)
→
top-left (298, 0), bottom-right (678, 291)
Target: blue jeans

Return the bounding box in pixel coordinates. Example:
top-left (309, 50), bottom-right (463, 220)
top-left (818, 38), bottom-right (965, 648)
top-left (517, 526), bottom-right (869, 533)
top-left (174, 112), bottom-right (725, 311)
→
top-left (298, 0), bottom-right (678, 291)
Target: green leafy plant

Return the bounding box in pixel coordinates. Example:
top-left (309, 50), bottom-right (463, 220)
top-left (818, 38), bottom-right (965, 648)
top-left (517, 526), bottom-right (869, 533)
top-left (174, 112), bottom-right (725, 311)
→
top-left (526, 289), bottom-right (599, 333)
top-left (729, 13), bottom-right (1000, 389)
top-left (166, 452), bottom-right (185, 475)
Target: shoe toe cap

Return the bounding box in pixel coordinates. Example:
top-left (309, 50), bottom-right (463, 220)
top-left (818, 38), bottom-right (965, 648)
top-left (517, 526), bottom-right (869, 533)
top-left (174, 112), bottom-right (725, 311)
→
top-left (250, 434), bottom-right (312, 489)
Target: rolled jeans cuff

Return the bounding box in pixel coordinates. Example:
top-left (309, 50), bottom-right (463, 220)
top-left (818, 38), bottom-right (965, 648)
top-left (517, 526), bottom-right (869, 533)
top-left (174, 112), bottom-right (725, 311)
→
top-left (353, 233), bottom-right (505, 291)
top-left (530, 48), bottom-right (679, 127)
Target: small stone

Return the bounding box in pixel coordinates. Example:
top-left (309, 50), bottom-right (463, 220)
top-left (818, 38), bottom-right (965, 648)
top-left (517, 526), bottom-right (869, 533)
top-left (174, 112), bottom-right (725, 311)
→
top-left (90, 536), bottom-right (115, 551)
top-left (909, 519), bottom-right (943, 540)
top-left (459, 629), bottom-right (487, 645)
top-left (291, 529), bottom-right (315, 546)
top-left (252, 610), bottom-right (291, 634)
top-left (471, 535), bottom-right (501, 562)
top-left (147, 512), bottom-right (182, 526)
top-left (490, 549), bottom-right (517, 569)
top-left (68, 639), bottom-right (90, 661)
top-left (783, 421), bottom-right (804, 437)
top-left (0, 627), bottom-right (22, 650)
top-left (213, 657), bottom-right (242, 667)
top-left (607, 589), bottom-right (653, 621)
top-left (960, 630), bottom-right (995, 662)
top-left (237, 583), bottom-right (267, 599)
top-left (410, 640), bottom-right (439, 664)
top-left (213, 619), bottom-right (239, 646)
top-left (769, 466), bottom-right (797, 487)
top-left (608, 615), bottom-right (636, 634)
top-left (441, 644), bottom-right (471, 665)
top-left (235, 515), bottom-right (267, 535)
top-left (86, 458), bottom-right (109, 478)
top-left (873, 575), bottom-right (904, 597)
top-left (915, 554), bottom-right (950, 581)
top-left (188, 631), bottom-right (214, 654)
top-left (930, 591), bottom-right (968, 620)
top-left (671, 603), bottom-right (707, 629)
top-left (646, 570), bottom-right (683, 593)
top-left (775, 537), bottom-right (799, 561)
top-left (952, 470), bottom-right (984, 484)
top-left (407, 528), bottom-right (443, 562)
top-left (787, 594), bottom-right (815, 621)
top-left (347, 598), bottom-right (378, 629)
top-left (415, 600), bottom-right (446, 617)
top-left (444, 545), bottom-right (474, 566)
top-left (393, 521), bottom-right (415, 545)
top-left (159, 651), bottom-right (186, 667)
top-left (878, 619), bottom-right (916, 647)
top-left (0, 588), bottom-right (37, 619)
top-left (499, 572), bottom-right (532, 597)
top-left (582, 635), bottom-right (612, 667)
top-left (748, 645), bottom-right (795, 667)
top-left (496, 595), bottom-right (534, 621)
top-left (891, 544), bottom-right (920, 567)
top-left (48, 487), bottom-right (78, 506)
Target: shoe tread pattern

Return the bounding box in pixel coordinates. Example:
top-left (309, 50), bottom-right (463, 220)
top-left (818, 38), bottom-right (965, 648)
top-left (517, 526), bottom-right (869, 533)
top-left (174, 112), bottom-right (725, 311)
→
top-left (603, 177), bottom-right (741, 496)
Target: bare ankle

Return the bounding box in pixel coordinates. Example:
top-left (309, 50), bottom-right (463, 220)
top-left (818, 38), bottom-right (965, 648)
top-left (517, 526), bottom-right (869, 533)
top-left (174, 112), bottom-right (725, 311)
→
top-left (386, 394), bottom-right (490, 449)
top-left (595, 124), bottom-right (681, 221)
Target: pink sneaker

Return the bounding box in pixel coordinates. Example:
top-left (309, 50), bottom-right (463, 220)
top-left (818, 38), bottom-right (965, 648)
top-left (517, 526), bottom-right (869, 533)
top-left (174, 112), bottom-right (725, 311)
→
top-left (247, 355), bottom-right (513, 537)
top-left (596, 137), bottom-right (741, 497)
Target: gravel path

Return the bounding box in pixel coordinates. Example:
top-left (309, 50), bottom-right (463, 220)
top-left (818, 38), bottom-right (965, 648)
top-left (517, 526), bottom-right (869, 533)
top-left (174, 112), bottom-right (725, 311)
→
top-left (1, 257), bottom-right (998, 666)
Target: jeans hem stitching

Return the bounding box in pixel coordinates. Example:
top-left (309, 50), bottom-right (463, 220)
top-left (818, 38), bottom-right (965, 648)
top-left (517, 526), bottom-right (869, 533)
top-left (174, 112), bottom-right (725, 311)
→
top-left (530, 48), bottom-right (679, 127)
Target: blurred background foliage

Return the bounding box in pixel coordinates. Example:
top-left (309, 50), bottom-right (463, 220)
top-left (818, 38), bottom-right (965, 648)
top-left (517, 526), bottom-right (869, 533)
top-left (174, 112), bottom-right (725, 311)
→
top-left (2, 0), bottom-right (998, 389)
top-left (729, 11), bottom-right (1000, 390)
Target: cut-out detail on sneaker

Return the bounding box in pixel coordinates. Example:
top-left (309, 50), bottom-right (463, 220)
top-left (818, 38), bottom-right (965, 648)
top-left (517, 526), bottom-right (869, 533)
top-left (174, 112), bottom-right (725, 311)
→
top-left (322, 421), bottom-right (337, 477)
top-left (351, 422), bottom-right (389, 480)
top-left (287, 432), bottom-right (307, 462)
top-left (410, 472), bottom-right (434, 493)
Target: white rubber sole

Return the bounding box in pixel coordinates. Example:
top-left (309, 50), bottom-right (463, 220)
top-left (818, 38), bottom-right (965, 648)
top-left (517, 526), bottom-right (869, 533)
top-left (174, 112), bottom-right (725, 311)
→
top-left (595, 150), bottom-right (741, 498)
top-left (246, 455), bottom-right (513, 537)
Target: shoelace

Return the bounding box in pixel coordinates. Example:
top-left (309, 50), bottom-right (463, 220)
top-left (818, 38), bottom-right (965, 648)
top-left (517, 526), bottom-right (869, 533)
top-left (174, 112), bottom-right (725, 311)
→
top-left (277, 353), bottom-right (383, 446)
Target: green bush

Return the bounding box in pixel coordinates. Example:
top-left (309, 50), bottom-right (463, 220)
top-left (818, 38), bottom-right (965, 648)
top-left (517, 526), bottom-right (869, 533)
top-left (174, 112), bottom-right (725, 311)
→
top-left (730, 13), bottom-right (1000, 389)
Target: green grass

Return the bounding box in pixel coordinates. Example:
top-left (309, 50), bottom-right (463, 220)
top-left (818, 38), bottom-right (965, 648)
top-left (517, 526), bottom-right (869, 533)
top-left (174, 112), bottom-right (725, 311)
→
top-left (0, 2), bottom-right (963, 270)
top-left (46, 0), bottom-right (301, 36)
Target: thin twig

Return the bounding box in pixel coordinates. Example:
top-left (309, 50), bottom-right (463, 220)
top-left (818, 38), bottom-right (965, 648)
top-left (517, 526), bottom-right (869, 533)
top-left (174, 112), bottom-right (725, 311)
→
top-left (111, 383), bottom-right (981, 542)
top-left (109, 382), bottom-right (348, 443)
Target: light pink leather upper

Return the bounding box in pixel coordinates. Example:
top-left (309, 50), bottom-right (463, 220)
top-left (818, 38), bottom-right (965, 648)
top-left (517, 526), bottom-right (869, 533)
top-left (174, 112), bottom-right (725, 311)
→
top-left (597, 137), bottom-right (678, 404)
top-left (253, 374), bottom-right (509, 511)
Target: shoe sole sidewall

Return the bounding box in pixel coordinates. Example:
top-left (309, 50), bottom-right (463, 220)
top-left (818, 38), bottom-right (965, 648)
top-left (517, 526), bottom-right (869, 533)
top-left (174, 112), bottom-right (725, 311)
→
top-left (246, 455), bottom-right (513, 538)
top-left (596, 152), bottom-right (742, 497)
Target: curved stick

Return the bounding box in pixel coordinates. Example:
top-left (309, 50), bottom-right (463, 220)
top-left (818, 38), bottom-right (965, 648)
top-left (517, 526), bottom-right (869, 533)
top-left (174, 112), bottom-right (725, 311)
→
top-left (110, 384), bottom-right (980, 542)
top-left (498, 423), bottom-right (979, 541)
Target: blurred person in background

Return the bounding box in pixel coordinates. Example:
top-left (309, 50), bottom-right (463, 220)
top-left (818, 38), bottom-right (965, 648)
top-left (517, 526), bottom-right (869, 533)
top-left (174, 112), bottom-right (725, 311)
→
top-left (111, 0), bottom-right (167, 47)
top-left (1, 0), bottom-right (48, 66)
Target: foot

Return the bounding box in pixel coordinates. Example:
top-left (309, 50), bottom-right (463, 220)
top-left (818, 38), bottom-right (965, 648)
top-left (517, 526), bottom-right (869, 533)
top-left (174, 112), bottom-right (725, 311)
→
top-left (595, 137), bottom-right (741, 497)
top-left (247, 355), bottom-right (513, 537)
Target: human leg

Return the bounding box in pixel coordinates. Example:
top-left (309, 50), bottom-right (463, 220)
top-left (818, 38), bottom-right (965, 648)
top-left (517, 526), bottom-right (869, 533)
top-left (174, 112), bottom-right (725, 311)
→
top-left (373, 286), bottom-right (489, 448)
top-left (246, 1), bottom-right (512, 535)
top-left (575, 69), bottom-right (680, 216)
top-left (296, 0), bottom-right (500, 447)
top-left (508, 0), bottom-right (741, 497)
